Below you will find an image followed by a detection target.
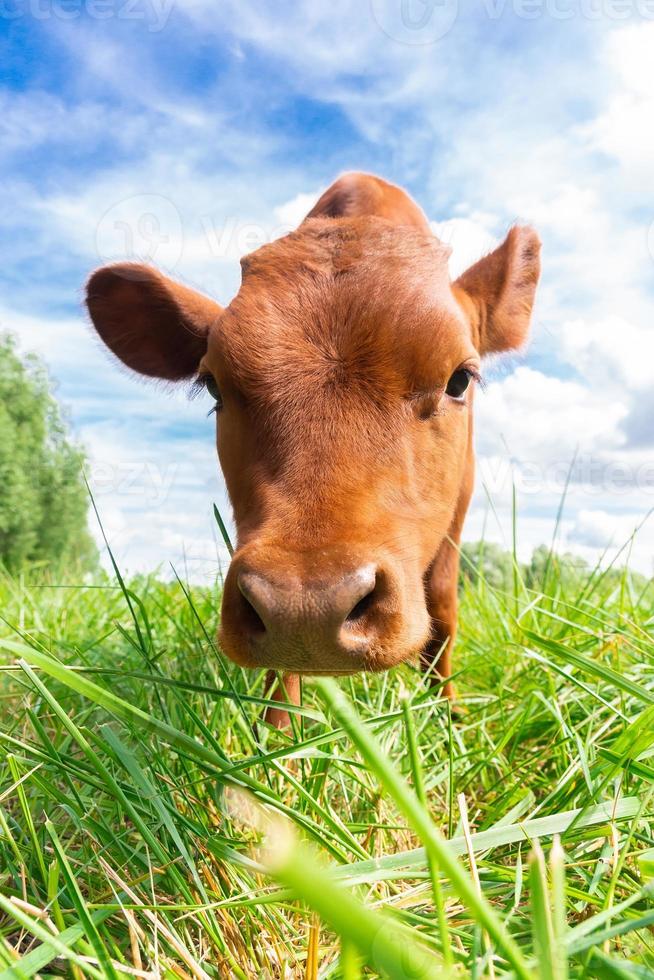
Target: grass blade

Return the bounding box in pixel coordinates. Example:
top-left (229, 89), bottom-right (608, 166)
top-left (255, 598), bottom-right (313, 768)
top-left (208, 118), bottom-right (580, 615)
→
top-left (316, 678), bottom-right (534, 980)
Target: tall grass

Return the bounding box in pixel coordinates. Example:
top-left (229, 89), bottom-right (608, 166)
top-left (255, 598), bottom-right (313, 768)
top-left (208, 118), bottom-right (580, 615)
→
top-left (0, 544), bottom-right (653, 977)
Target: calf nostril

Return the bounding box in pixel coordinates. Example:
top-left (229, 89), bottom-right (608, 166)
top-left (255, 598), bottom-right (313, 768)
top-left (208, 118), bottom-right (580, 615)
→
top-left (237, 574), bottom-right (267, 636)
top-left (239, 592), bottom-right (267, 635)
top-left (345, 571), bottom-right (379, 625)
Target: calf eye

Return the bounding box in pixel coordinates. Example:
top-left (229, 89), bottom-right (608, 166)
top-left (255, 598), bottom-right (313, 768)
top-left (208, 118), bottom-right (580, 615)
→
top-left (446, 369), bottom-right (473, 401)
top-left (202, 374), bottom-right (223, 412)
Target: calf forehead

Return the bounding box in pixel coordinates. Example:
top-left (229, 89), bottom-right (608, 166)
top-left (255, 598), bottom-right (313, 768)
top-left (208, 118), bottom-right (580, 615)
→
top-left (214, 218), bottom-right (464, 396)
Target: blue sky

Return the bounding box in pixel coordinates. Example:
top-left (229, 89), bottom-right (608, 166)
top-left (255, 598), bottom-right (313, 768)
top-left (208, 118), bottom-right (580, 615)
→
top-left (2, 0), bottom-right (654, 578)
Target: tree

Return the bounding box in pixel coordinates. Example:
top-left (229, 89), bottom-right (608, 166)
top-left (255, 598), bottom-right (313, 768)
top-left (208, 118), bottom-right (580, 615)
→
top-left (0, 334), bottom-right (97, 573)
top-left (524, 544), bottom-right (588, 591)
top-left (459, 541), bottom-right (515, 592)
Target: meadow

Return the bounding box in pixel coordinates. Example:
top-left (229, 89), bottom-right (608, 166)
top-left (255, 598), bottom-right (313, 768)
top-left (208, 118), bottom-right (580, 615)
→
top-left (1, 533), bottom-right (653, 978)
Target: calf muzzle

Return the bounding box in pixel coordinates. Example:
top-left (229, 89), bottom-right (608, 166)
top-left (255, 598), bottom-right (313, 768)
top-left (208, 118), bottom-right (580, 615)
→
top-left (220, 551), bottom-right (405, 674)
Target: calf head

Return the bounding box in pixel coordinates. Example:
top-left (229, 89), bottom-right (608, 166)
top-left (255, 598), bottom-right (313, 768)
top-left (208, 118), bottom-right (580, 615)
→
top-left (87, 174), bottom-right (540, 682)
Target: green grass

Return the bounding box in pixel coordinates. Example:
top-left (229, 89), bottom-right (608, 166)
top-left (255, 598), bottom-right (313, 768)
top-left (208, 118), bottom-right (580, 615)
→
top-left (0, 544), bottom-right (653, 977)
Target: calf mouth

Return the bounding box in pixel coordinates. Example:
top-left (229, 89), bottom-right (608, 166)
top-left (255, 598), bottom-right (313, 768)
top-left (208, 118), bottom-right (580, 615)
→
top-left (218, 621), bottom-right (429, 677)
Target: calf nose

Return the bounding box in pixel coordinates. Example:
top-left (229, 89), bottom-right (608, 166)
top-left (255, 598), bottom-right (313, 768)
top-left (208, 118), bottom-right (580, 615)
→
top-left (236, 564), bottom-right (379, 653)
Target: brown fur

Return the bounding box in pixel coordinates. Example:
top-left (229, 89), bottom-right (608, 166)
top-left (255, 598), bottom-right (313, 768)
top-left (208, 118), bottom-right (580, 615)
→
top-left (85, 173), bottom-right (541, 727)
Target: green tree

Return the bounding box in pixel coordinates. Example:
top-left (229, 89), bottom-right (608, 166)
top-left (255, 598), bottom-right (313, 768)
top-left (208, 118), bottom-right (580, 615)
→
top-left (524, 544), bottom-right (588, 591)
top-left (0, 334), bottom-right (97, 572)
top-left (459, 541), bottom-right (516, 593)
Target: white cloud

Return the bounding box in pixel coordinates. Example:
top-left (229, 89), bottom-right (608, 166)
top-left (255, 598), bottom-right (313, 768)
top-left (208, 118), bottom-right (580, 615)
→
top-left (462, 505), bottom-right (561, 565)
top-left (550, 315), bottom-right (654, 451)
top-left (80, 417), bottom-right (233, 580)
top-left (570, 508), bottom-right (623, 549)
top-left (624, 390), bottom-right (654, 448)
top-left (554, 315), bottom-right (654, 391)
top-left (476, 366), bottom-right (628, 460)
top-left (273, 191), bottom-right (320, 229)
top-left (568, 508), bottom-right (654, 576)
top-left (0, 91), bottom-right (115, 157)
top-left (1, 306), bottom-right (89, 367)
top-left (431, 214), bottom-right (499, 278)
top-left (585, 23), bottom-right (654, 183)
top-left (181, 2), bottom-right (391, 80)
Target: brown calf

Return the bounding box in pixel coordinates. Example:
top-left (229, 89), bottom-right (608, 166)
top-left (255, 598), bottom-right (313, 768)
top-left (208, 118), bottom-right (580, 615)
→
top-left (86, 173), bottom-right (541, 727)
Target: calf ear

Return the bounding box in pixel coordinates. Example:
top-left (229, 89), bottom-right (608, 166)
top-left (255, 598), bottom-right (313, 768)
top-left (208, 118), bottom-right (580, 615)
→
top-left (86, 263), bottom-right (223, 380)
top-left (453, 226), bottom-right (541, 355)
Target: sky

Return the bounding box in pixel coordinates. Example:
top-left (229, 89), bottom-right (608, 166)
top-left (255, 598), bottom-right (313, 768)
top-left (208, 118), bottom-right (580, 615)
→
top-left (1, 0), bottom-right (654, 580)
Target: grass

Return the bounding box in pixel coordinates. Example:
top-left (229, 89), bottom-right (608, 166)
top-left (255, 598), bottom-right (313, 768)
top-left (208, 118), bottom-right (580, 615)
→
top-left (0, 539), bottom-right (653, 977)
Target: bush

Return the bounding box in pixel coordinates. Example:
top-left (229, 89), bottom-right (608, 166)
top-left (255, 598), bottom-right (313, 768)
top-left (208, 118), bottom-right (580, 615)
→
top-left (0, 333), bottom-right (97, 572)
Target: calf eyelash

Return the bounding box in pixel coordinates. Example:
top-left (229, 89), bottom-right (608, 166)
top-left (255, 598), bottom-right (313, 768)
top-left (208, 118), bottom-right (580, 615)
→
top-left (189, 374), bottom-right (208, 400)
top-left (466, 368), bottom-right (486, 391)
top-left (190, 373), bottom-right (223, 413)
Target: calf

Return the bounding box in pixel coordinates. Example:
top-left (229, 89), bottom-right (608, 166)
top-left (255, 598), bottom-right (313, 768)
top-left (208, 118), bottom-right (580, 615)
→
top-left (86, 174), bottom-right (540, 726)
